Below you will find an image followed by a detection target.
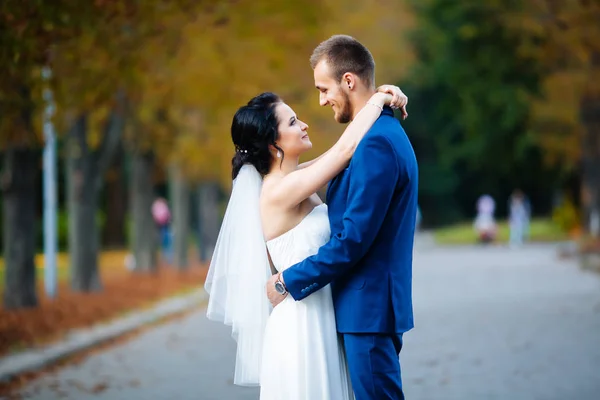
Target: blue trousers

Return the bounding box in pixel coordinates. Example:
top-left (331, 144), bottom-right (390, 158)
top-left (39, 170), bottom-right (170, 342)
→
top-left (342, 333), bottom-right (404, 400)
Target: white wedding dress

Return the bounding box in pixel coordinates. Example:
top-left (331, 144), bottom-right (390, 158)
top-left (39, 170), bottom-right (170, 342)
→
top-left (260, 204), bottom-right (354, 400)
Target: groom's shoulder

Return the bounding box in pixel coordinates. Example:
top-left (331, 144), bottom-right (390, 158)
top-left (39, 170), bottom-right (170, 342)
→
top-left (370, 114), bottom-right (406, 143)
top-left (357, 124), bottom-right (400, 159)
top-left (367, 116), bottom-right (415, 164)
top-left (373, 109), bottom-right (404, 130)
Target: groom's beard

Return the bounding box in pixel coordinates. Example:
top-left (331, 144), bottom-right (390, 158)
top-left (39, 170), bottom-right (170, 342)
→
top-left (336, 91), bottom-right (352, 124)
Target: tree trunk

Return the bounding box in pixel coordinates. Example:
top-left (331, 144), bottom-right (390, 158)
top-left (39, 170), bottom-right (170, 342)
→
top-left (102, 143), bottom-right (127, 248)
top-left (170, 165), bottom-right (190, 269)
top-left (67, 115), bottom-right (102, 291)
top-left (197, 181), bottom-right (221, 263)
top-left (580, 90), bottom-right (600, 237)
top-left (131, 151), bottom-right (157, 272)
top-left (2, 147), bottom-right (38, 309)
top-left (67, 95), bottom-right (126, 292)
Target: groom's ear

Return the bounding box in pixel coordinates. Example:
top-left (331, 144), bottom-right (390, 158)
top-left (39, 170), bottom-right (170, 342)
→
top-left (342, 72), bottom-right (356, 91)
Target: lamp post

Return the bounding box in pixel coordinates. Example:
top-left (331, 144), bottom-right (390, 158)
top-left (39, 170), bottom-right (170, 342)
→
top-left (42, 66), bottom-right (58, 298)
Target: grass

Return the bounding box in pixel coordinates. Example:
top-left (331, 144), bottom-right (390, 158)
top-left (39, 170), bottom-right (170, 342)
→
top-left (432, 218), bottom-right (568, 245)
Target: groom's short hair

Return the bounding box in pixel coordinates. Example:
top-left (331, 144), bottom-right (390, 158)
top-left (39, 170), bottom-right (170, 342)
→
top-left (310, 35), bottom-right (375, 89)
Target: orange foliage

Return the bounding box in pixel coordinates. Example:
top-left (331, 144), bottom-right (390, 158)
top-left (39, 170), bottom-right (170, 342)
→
top-left (508, 0), bottom-right (600, 170)
top-left (2, 1), bottom-right (416, 186)
top-left (136, 0), bottom-right (416, 187)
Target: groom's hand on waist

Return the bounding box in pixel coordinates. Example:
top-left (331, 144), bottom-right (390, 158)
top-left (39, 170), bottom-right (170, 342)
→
top-left (266, 272), bottom-right (287, 307)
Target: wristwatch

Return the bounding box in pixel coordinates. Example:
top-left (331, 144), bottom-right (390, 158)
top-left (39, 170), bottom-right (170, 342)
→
top-left (274, 273), bottom-right (288, 295)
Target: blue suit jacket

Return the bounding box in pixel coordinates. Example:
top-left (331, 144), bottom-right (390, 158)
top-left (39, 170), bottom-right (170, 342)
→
top-left (282, 106), bottom-right (418, 334)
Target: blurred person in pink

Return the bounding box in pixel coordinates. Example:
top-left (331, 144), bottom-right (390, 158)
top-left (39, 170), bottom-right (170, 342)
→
top-left (152, 197), bottom-right (172, 264)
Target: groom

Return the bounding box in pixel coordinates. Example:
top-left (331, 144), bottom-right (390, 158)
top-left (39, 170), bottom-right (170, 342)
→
top-left (267, 35), bottom-right (418, 399)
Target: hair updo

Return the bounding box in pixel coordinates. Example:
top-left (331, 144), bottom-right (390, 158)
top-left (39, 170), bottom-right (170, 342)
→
top-left (231, 92), bottom-right (285, 179)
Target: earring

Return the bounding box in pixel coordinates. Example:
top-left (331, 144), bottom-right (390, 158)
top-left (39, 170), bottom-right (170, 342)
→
top-left (276, 150), bottom-right (281, 158)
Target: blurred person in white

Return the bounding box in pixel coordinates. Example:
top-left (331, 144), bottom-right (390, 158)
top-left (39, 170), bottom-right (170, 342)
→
top-left (509, 189), bottom-right (530, 247)
top-left (474, 194), bottom-right (497, 243)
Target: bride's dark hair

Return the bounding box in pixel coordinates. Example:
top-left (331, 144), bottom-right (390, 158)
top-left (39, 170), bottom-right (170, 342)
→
top-left (231, 92), bottom-right (285, 179)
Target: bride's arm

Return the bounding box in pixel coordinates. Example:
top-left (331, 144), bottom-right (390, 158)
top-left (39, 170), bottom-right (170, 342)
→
top-left (297, 85), bottom-right (408, 170)
top-left (263, 92), bottom-right (391, 208)
top-left (297, 149), bottom-right (331, 170)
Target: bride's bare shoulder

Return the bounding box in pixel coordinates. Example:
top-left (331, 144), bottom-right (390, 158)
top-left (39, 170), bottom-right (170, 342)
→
top-left (260, 174), bottom-right (284, 204)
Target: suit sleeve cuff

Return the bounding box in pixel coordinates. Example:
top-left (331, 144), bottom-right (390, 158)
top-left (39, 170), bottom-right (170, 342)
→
top-left (282, 269), bottom-right (306, 301)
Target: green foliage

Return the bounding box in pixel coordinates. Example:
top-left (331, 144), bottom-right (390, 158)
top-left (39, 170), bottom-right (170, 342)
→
top-left (0, 194), bottom-right (2, 254)
top-left (57, 210), bottom-right (69, 251)
top-left (552, 196), bottom-right (580, 233)
top-left (31, 209), bottom-right (106, 252)
top-left (403, 0), bottom-right (560, 225)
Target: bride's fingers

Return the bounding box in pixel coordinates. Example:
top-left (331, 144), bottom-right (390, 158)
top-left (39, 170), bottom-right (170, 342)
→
top-left (399, 93), bottom-right (408, 107)
top-left (400, 105), bottom-right (408, 120)
top-left (381, 85), bottom-right (407, 110)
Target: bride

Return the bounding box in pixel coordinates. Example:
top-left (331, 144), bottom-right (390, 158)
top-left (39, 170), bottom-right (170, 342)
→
top-left (205, 85), bottom-right (406, 399)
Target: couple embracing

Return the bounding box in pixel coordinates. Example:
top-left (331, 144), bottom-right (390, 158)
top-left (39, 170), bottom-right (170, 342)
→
top-left (206, 34), bottom-right (418, 400)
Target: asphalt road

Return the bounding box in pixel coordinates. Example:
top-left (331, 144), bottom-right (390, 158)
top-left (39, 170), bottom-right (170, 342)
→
top-left (15, 242), bottom-right (600, 400)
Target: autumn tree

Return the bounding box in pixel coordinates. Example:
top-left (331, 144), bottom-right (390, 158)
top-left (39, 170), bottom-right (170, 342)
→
top-left (401, 0), bottom-right (572, 224)
top-left (51, 1), bottom-right (214, 288)
top-left (53, 4), bottom-right (147, 291)
top-left (0, 0), bottom-right (104, 308)
top-left (0, 1), bottom-right (207, 301)
top-left (140, 0), bottom-right (328, 267)
top-left (508, 0), bottom-right (600, 235)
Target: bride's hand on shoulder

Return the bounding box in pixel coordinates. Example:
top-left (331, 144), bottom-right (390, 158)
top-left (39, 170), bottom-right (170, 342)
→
top-left (377, 84), bottom-right (408, 120)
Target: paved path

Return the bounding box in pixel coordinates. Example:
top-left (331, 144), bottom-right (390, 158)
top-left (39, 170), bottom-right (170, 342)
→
top-left (15, 243), bottom-right (600, 399)
top-left (403, 244), bottom-right (600, 400)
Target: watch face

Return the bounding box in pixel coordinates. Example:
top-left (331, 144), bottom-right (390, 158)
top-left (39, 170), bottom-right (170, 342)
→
top-left (275, 281), bottom-right (286, 295)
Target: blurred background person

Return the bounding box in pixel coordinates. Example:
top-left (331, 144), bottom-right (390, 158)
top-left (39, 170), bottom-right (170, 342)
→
top-left (473, 194), bottom-right (497, 243)
top-left (509, 189), bottom-right (529, 247)
top-left (152, 197), bottom-right (172, 264)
